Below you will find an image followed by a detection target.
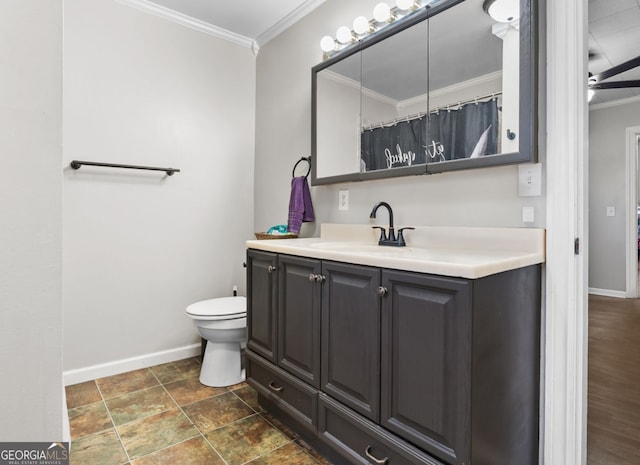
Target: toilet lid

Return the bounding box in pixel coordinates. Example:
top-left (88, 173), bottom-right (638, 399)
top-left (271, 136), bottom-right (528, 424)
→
top-left (186, 296), bottom-right (246, 318)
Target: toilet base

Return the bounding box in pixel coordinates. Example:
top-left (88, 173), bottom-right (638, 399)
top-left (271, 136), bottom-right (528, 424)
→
top-left (199, 340), bottom-right (245, 387)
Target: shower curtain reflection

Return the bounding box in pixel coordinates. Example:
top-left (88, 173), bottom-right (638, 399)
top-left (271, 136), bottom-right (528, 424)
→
top-left (361, 98), bottom-right (499, 171)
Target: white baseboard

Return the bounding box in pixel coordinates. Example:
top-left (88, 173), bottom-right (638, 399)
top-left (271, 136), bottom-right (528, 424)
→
top-left (588, 287), bottom-right (627, 298)
top-left (63, 343), bottom-right (201, 386)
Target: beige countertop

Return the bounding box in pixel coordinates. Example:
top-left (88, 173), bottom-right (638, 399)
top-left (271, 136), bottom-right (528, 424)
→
top-left (246, 224), bottom-right (545, 279)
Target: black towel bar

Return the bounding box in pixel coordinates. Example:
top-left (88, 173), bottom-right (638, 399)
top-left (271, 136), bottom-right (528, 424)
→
top-left (70, 160), bottom-right (180, 176)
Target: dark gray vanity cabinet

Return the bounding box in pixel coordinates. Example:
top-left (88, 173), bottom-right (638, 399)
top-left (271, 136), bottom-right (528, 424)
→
top-left (380, 270), bottom-right (471, 465)
top-left (246, 250), bottom-right (322, 433)
top-left (277, 254), bottom-right (321, 388)
top-left (247, 250), bottom-right (321, 386)
top-left (246, 248), bottom-right (541, 465)
top-left (246, 250), bottom-right (278, 363)
top-left (321, 261), bottom-right (381, 422)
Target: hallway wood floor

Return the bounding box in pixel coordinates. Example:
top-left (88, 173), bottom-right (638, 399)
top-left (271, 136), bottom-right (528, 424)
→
top-left (588, 295), bottom-right (640, 465)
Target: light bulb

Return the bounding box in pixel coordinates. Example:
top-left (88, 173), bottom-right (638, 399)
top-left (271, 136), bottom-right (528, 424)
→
top-left (373, 2), bottom-right (391, 22)
top-left (336, 26), bottom-right (353, 44)
top-left (320, 35), bottom-right (336, 52)
top-left (485, 0), bottom-right (519, 23)
top-left (353, 16), bottom-right (370, 35)
top-left (396, 0), bottom-right (415, 11)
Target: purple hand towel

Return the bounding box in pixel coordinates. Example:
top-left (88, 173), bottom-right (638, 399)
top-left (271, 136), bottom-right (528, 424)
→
top-left (287, 176), bottom-right (315, 234)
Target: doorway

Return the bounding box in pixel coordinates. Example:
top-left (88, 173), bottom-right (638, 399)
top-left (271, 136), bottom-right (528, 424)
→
top-left (625, 126), bottom-right (640, 297)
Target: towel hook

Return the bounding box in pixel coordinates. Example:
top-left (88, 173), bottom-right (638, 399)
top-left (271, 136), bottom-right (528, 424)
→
top-left (292, 156), bottom-right (311, 178)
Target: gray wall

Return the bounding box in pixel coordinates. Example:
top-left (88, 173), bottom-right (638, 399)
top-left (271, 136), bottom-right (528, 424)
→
top-left (255, 0), bottom-right (545, 238)
top-left (589, 100), bottom-right (640, 292)
top-left (0, 0), bottom-right (64, 440)
top-left (63, 0), bottom-right (256, 375)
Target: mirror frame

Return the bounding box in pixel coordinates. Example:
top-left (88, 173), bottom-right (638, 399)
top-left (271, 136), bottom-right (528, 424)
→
top-left (311, 0), bottom-right (537, 185)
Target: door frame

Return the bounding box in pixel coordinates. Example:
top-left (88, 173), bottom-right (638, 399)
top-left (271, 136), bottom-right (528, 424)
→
top-left (625, 126), bottom-right (640, 297)
top-left (544, 0), bottom-right (589, 464)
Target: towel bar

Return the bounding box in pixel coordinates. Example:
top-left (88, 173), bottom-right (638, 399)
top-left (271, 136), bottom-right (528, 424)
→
top-left (70, 160), bottom-right (180, 176)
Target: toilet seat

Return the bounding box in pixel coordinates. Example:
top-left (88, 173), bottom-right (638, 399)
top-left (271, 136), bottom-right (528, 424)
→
top-left (185, 296), bottom-right (246, 321)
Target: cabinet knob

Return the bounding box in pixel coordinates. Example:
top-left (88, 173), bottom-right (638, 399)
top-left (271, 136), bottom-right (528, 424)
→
top-left (268, 265), bottom-right (277, 273)
top-left (364, 446), bottom-right (389, 465)
top-left (308, 274), bottom-right (326, 283)
top-left (376, 286), bottom-right (388, 297)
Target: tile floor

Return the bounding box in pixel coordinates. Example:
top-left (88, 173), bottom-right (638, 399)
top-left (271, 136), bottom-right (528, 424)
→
top-left (65, 357), bottom-right (333, 465)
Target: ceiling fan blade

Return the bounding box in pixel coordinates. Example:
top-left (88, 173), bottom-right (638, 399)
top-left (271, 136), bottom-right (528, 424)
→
top-left (589, 80), bottom-right (640, 90)
top-left (591, 55), bottom-right (640, 83)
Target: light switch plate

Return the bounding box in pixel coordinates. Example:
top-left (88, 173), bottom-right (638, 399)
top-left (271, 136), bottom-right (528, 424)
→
top-left (518, 163), bottom-right (542, 197)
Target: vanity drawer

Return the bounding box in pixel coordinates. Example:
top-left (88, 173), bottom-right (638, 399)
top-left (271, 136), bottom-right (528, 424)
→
top-left (246, 350), bottom-right (318, 432)
top-left (318, 394), bottom-right (443, 465)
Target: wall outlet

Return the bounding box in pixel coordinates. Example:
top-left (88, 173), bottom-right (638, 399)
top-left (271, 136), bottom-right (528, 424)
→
top-left (339, 190), bottom-right (349, 211)
top-left (606, 206), bottom-right (615, 217)
top-left (518, 163), bottom-right (542, 197)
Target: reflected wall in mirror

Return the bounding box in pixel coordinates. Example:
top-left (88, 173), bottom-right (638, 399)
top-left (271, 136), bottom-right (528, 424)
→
top-left (315, 52), bottom-right (362, 179)
top-left (311, 0), bottom-right (536, 185)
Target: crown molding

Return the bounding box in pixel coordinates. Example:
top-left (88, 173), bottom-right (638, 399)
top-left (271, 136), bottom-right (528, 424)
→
top-left (256, 0), bottom-right (326, 47)
top-left (589, 93), bottom-right (640, 111)
top-left (397, 70), bottom-right (502, 109)
top-left (320, 69), bottom-right (362, 91)
top-left (114, 0), bottom-right (254, 49)
top-left (321, 69), bottom-right (397, 105)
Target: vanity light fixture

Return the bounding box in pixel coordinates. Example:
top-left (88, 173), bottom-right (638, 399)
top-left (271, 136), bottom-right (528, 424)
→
top-left (336, 25), bottom-right (355, 44)
top-left (373, 2), bottom-right (394, 23)
top-left (320, 35), bottom-right (337, 52)
top-left (395, 0), bottom-right (417, 11)
top-left (353, 15), bottom-right (372, 35)
top-left (482, 0), bottom-right (519, 23)
top-left (320, 0), bottom-right (434, 57)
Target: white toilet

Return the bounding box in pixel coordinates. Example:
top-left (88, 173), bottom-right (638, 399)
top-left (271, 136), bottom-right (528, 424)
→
top-left (185, 296), bottom-right (247, 387)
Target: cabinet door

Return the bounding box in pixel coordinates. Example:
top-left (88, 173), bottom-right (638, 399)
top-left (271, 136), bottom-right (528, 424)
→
top-left (380, 270), bottom-right (471, 465)
top-left (278, 254), bottom-right (321, 388)
top-left (247, 249), bottom-right (278, 363)
top-left (321, 261), bottom-right (381, 422)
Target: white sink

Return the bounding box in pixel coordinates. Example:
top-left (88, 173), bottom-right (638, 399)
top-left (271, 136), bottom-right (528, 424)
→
top-left (309, 241), bottom-right (434, 258)
top-left (309, 242), bottom-right (382, 252)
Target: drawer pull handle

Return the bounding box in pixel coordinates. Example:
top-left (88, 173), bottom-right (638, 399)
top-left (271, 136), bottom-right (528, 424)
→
top-left (309, 273), bottom-right (316, 281)
top-left (376, 286), bottom-right (388, 297)
top-left (268, 265), bottom-right (277, 273)
top-left (268, 381), bottom-right (283, 392)
top-left (365, 446), bottom-right (389, 465)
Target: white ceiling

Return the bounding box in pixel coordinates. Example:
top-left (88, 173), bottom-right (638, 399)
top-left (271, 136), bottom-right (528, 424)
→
top-left (588, 0), bottom-right (640, 105)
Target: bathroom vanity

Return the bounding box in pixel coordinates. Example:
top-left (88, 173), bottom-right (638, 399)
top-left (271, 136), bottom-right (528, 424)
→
top-left (245, 224), bottom-right (544, 465)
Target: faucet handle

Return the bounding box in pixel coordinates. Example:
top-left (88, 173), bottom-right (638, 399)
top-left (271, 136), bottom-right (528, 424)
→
top-left (397, 227), bottom-right (415, 246)
top-left (372, 226), bottom-right (388, 243)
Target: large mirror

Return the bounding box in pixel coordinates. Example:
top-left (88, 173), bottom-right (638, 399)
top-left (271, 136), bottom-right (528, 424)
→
top-left (311, 0), bottom-right (536, 184)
